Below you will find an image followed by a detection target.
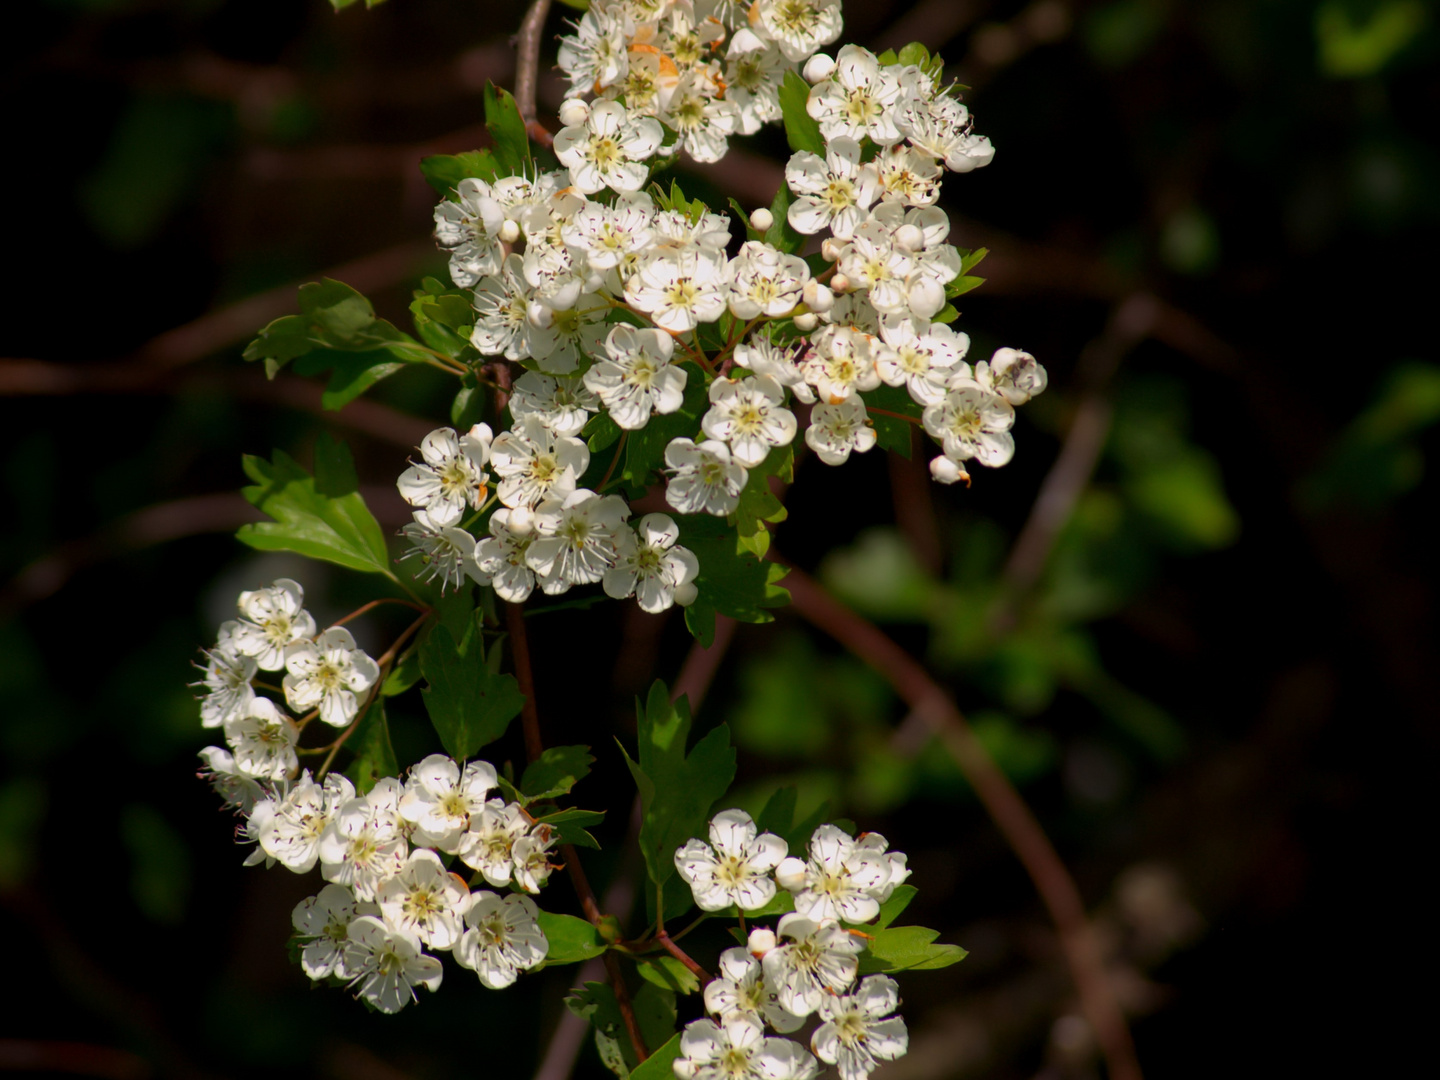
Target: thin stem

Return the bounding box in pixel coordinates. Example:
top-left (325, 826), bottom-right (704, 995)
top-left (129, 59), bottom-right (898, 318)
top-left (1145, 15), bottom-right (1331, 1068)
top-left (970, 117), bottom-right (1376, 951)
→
top-left (329, 596), bottom-right (427, 629)
top-left (865, 404), bottom-right (923, 425)
top-left (668, 909), bottom-right (711, 943)
top-left (654, 928), bottom-right (713, 984)
top-left (513, 0), bottom-right (554, 138)
top-left (598, 431), bottom-right (628, 492)
top-left (505, 601), bottom-right (544, 763)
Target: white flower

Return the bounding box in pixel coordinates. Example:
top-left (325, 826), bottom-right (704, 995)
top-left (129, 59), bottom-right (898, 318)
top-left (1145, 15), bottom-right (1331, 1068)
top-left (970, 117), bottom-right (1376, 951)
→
top-left (582, 324), bottom-right (688, 430)
top-left (343, 916), bottom-right (443, 1013)
top-left (976, 347), bottom-right (1047, 405)
top-left (701, 375), bottom-right (797, 467)
top-left (725, 241), bottom-right (810, 320)
top-left (875, 143), bottom-right (942, 206)
top-left (223, 696), bottom-right (298, 782)
top-left (318, 779), bottom-right (409, 901)
top-left (673, 1016), bottom-right (819, 1080)
top-left (929, 454), bottom-right (969, 485)
top-left (762, 913), bottom-right (863, 1017)
top-left (509, 372), bottom-right (598, 438)
top-left (240, 793), bottom-right (278, 866)
top-left (665, 438), bottom-right (749, 516)
top-left (704, 947), bottom-right (805, 1032)
top-left (434, 178), bottom-right (505, 288)
top-left (603, 512), bottom-right (700, 613)
top-left (811, 975), bottom-right (909, 1080)
top-left (282, 627), bottom-right (380, 728)
top-left (457, 798), bottom-right (530, 886)
top-left (921, 378), bottom-right (1016, 468)
top-left (563, 194), bottom-right (655, 274)
top-left (726, 30), bottom-right (788, 135)
top-left (511, 823), bottom-right (558, 894)
top-left (807, 45), bottom-right (904, 146)
top-left (557, 6), bottom-right (632, 95)
top-left (475, 508), bottom-right (540, 603)
top-left (232, 579), bottom-right (316, 671)
top-left (652, 209), bottom-right (733, 258)
top-left (752, 0), bottom-right (844, 63)
top-left (292, 883), bottom-right (378, 980)
top-left (837, 219), bottom-right (916, 315)
top-left (875, 319), bottom-right (970, 406)
top-left (491, 415), bottom-right (591, 509)
top-left (197, 746), bottom-right (266, 812)
top-left (625, 249), bottom-right (728, 332)
top-left (196, 631), bottom-right (255, 729)
top-left (377, 848), bottom-right (473, 951)
top-left (805, 398), bottom-right (878, 465)
top-left (785, 138), bottom-right (878, 239)
top-left (898, 93), bottom-right (995, 173)
top-left (472, 254), bottom-right (559, 362)
top-left (774, 824), bottom-right (896, 924)
top-left (733, 338), bottom-right (815, 404)
top-left (399, 510), bottom-right (488, 593)
top-left (398, 754), bottom-right (498, 853)
top-left (555, 99), bottom-right (663, 194)
top-left (526, 489), bottom-right (631, 593)
top-left (662, 71), bottom-right (741, 163)
top-left (803, 324), bottom-right (881, 402)
top-left (260, 771), bottom-right (354, 873)
top-left (454, 891), bottom-right (549, 989)
top-left (675, 809), bottom-right (788, 912)
top-left (396, 424), bottom-right (494, 526)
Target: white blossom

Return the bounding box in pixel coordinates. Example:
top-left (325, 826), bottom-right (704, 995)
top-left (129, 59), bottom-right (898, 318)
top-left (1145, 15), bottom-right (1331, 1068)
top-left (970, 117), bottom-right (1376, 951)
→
top-left (704, 947), bottom-right (805, 1032)
top-left (752, 0), bottom-right (844, 63)
top-left (811, 975), bottom-right (909, 1080)
top-left (197, 746), bottom-right (265, 813)
top-left (398, 754), bottom-right (498, 853)
top-left (511, 823), bottom-right (558, 894)
top-left (232, 579), bottom-right (316, 672)
top-left (457, 798), bottom-right (530, 886)
top-left (491, 415), bottom-right (591, 509)
top-left (583, 324), bottom-right (688, 430)
top-left (875, 143), bottom-right (942, 206)
top-left (557, 6), bottom-right (633, 95)
top-left (807, 45), bottom-right (904, 146)
top-left (921, 377), bottom-right (1016, 468)
top-left (897, 93), bottom-right (995, 173)
top-left (725, 241), bottom-right (809, 320)
top-left (260, 771), bottom-right (354, 873)
top-left (726, 30), bottom-right (788, 135)
top-left (662, 71), bottom-right (739, 163)
top-left (292, 883), bottom-right (378, 980)
top-left (805, 397), bottom-right (878, 465)
top-left (803, 324), bottom-right (880, 402)
top-left (775, 824), bottom-right (895, 924)
top-left (399, 510), bottom-right (487, 593)
top-left (196, 630), bottom-right (255, 729)
top-left (509, 372), bottom-right (598, 438)
top-left (665, 437), bottom-right (749, 516)
top-left (282, 627), bottom-right (380, 728)
top-left (976, 347), bottom-right (1047, 405)
top-left (318, 778), bottom-right (409, 902)
top-left (472, 253), bottom-right (558, 362)
top-left (223, 696), bottom-right (298, 782)
top-left (555, 99), bottom-right (663, 194)
top-left (701, 375), bottom-right (797, 467)
top-left (396, 424), bottom-right (493, 526)
top-left (733, 338), bottom-right (815, 404)
top-left (875, 319), bottom-right (970, 406)
top-left (676, 809), bottom-right (788, 912)
top-left (342, 916), bottom-right (443, 1013)
top-left (563, 193), bottom-right (656, 275)
top-left (673, 1016), bottom-right (819, 1080)
top-left (475, 508), bottom-right (540, 603)
top-left (454, 891), bottom-right (549, 989)
top-left (785, 138), bottom-right (877, 239)
top-left (377, 848), bottom-right (473, 951)
top-left (625, 248), bottom-right (727, 332)
top-left (603, 512), bottom-right (700, 613)
top-left (526, 489), bottom-right (631, 593)
top-left (762, 913), bottom-right (863, 1017)
top-left (434, 177), bottom-right (505, 288)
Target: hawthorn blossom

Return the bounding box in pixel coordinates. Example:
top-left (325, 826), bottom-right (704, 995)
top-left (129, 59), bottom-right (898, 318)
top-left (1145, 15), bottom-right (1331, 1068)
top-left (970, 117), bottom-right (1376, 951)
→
top-left (377, 848), bottom-right (472, 951)
top-left (875, 143), bottom-right (942, 206)
top-left (563, 194), bottom-right (656, 277)
top-left (701, 376), bottom-right (797, 467)
top-left (491, 415), bottom-right (590, 509)
top-left (725, 242), bottom-right (809, 320)
top-left (603, 513), bottom-right (700, 613)
top-left (726, 30), bottom-right (788, 135)
top-left (775, 824), bottom-right (895, 924)
top-left (676, 809), bottom-right (788, 912)
top-left (803, 324), bottom-right (880, 402)
top-left (434, 177), bottom-right (505, 288)
top-left (260, 772), bottom-right (354, 873)
top-left (318, 779), bottom-right (409, 901)
top-left (662, 71), bottom-right (740, 163)
top-left (752, 0), bottom-right (844, 62)
top-left (805, 398), bottom-right (877, 465)
top-left (511, 824), bottom-right (558, 894)
top-left (343, 916), bottom-right (443, 1013)
top-left (457, 798), bottom-right (530, 886)
top-left (471, 254), bottom-right (558, 362)
top-left (282, 627), bottom-right (380, 728)
top-left (196, 631), bottom-right (255, 728)
top-left (897, 93), bottom-right (995, 173)
top-left (555, 99), bottom-right (663, 194)
top-left (292, 883), bottom-right (377, 980)
top-left (762, 913), bottom-right (863, 1017)
top-left (454, 891), bottom-right (549, 989)
top-left (976, 347), bottom-right (1047, 405)
top-left (557, 5), bottom-right (632, 95)
top-left (396, 424), bottom-right (493, 526)
top-left (582, 324), bottom-right (688, 430)
top-left (508, 373), bottom-right (598, 438)
top-left (812, 975), bottom-right (910, 1080)
top-left (223, 696), bottom-right (298, 782)
top-left (475, 508), bottom-right (540, 603)
top-left (625, 249), bottom-right (727, 332)
top-left (232, 579), bottom-right (315, 671)
top-left (399, 510), bottom-right (487, 592)
top-left (673, 1016), bottom-right (819, 1080)
top-left (665, 438), bottom-right (749, 516)
top-left (733, 338), bottom-right (815, 404)
top-left (197, 745), bottom-right (265, 813)
top-left (398, 755), bottom-right (498, 853)
top-left (526, 489), bottom-right (631, 593)
top-left (807, 45), bottom-right (904, 146)
top-left (785, 138), bottom-right (877, 239)
top-left (704, 947), bottom-right (805, 1033)
top-left (921, 378), bottom-right (1016, 468)
top-left (875, 319), bottom-right (970, 406)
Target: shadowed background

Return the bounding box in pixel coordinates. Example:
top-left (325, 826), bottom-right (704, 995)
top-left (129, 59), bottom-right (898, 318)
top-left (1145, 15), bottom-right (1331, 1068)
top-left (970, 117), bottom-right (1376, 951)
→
top-left (2, 0), bottom-right (1437, 1077)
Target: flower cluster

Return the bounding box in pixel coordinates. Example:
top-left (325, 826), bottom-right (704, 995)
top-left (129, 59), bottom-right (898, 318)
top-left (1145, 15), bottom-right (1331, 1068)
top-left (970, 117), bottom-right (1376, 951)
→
top-left (672, 810), bottom-right (911, 1080)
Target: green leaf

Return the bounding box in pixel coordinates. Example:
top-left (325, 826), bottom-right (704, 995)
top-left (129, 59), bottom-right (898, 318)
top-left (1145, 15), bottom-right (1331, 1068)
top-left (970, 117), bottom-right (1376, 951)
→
top-left (485, 81), bottom-right (531, 174)
top-left (522, 745), bottom-right (595, 801)
top-left (237, 436), bottom-right (391, 575)
top-left (621, 682), bottom-right (736, 889)
top-left (537, 806), bottom-right (606, 849)
top-left (872, 885), bottom-right (917, 930)
top-left (419, 624), bottom-right (526, 760)
top-left (933, 302), bottom-right (960, 324)
top-left (756, 786), bottom-right (797, 838)
top-left (622, 370), bottom-right (707, 493)
top-left (292, 350), bottom-right (407, 410)
top-left (859, 924), bottom-right (968, 974)
top-left (344, 699), bottom-right (398, 794)
top-left (584, 410), bottom-right (623, 453)
top-left (896, 42), bottom-right (931, 68)
top-left (566, 982), bottom-right (652, 1077)
top-left (630, 1035), bottom-right (682, 1080)
top-left (536, 910), bottom-right (607, 964)
top-left (729, 444), bottom-right (792, 556)
top-left (632, 988), bottom-right (678, 1068)
top-left (382, 647), bottom-right (422, 696)
top-left (411, 283), bottom-right (476, 359)
top-left (637, 955), bottom-right (700, 995)
top-left (860, 385), bottom-right (922, 458)
top-left (779, 70), bottom-right (825, 156)
top-left (956, 247), bottom-right (989, 277)
top-left (420, 149), bottom-right (501, 196)
top-left (674, 515), bottom-right (791, 638)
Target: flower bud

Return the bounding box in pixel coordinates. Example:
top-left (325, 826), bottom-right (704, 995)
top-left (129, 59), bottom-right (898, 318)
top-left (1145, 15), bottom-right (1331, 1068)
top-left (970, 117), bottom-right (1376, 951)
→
top-left (803, 53), bottom-right (836, 83)
top-left (930, 455), bottom-right (968, 485)
top-left (508, 506), bottom-right (535, 534)
top-left (747, 927), bottom-right (778, 957)
top-left (802, 281), bottom-right (834, 313)
top-left (894, 223), bottom-right (925, 252)
top-left (907, 276), bottom-right (945, 319)
top-left (774, 857), bottom-right (807, 893)
top-left (830, 273), bottom-right (851, 294)
top-left (527, 301), bottom-right (554, 329)
top-left (499, 219), bottom-right (521, 244)
top-left (557, 98), bottom-right (590, 127)
top-left (793, 312), bottom-right (818, 331)
top-left (673, 581), bottom-right (698, 607)
top-left (749, 207), bottom-right (774, 233)
top-left (820, 237), bottom-right (840, 262)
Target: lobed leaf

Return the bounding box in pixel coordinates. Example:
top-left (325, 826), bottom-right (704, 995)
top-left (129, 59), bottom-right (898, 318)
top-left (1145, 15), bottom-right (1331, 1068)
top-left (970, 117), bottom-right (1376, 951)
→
top-left (420, 149), bottom-right (501, 196)
top-left (674, 514), bottom-right (791, 644)
top-left (858, 924), bottom-right (968, 974)
top-left (484, 81), bottom-right (531, 174)
top-left (637, 955), bottom-right (700, 994)
top-left (419, 624), bottom-right (526, 760)
top-left (343, 699), bottom-right (398, 794)
top-left (521, 745), bottom-right (595, 802)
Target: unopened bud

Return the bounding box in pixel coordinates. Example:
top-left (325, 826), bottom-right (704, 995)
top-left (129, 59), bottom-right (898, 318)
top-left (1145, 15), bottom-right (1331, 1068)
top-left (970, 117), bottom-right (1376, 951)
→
top-left (499, 218), bottom-right (521, 244)
top-left (802, 281), bottom-right (835, 313)
top-left (558, 98), bottom-right (590, 127)
top-left (930, 455), bottom-right (968, 485)
top-left (830, 273), bottom-right (851, 294)
top-left (673, 581), bottom-right (698, 607)
top-left (907, 276), bottom-right (945, 319)
top-left (894, 224), bottom-right (925, 252)
top-left (749, 207), bottom-right (774, 232)
top-left (803, 53), bottom-right (836, 83)
top-left (793, 312), bottom-right (818, 331)
top-left (774, 857), bottom-right (807, 893)
top-left (527, 301), bottom-right (554, 329)
top-left (820, 237), bottom-right (841, 262)
top-left (747, 927), bottom-right (778, 957)
top-left (508, 506), bottom-right (536, 534)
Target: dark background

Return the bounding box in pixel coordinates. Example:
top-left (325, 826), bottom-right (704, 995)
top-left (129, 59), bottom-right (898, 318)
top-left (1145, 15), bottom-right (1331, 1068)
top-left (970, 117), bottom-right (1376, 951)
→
top-left (2, 0), bottom-right (1436, 1077)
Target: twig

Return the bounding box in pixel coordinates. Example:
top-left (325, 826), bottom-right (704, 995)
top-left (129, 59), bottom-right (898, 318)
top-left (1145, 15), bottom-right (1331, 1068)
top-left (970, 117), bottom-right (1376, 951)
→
top-left (654, 928), bottom-right (713, 984)
top-left (776, 561), bottom-right (1143, 1080)
top-left (670, 614), bottom-right (737, 713)
top-left (505, 601), bottom-right (545, 763)
top-left (329, 596), bottom-right (428, 628)
top-left (598, 431), bottom-right (628, 492)
top-left (513, 0), bottom-right (553, 134)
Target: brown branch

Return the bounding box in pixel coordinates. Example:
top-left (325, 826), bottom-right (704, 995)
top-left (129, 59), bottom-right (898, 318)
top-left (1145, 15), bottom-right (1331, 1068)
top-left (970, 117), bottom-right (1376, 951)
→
top-left (506, 601), bottom-right (546, 763)
top-left (776, 562), bottom-right (1143, 1080)
top-left (513, 0), bottom-right (554, 135)
top-left (654, 928), bottom-right (713, 985)
top-left (670, 614), bottom-right (737, 713)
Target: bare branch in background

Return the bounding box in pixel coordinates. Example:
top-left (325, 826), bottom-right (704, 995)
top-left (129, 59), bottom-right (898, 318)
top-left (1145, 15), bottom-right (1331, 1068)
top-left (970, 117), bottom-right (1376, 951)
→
top-left (513, 0), bottom-right (555, 143)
